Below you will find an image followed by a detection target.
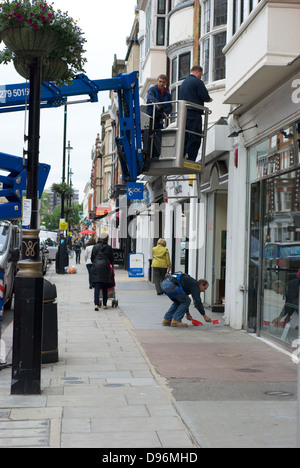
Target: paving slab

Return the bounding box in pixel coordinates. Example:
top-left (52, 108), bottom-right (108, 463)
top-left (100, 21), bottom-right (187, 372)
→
top-left (0, 262), bottom-right (298, 448)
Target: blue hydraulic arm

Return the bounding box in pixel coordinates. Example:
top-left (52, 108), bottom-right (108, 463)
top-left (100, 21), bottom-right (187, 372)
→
top-left (0, 152), bottom-right (50, 219)
top-left (0, 71), bottom-right (144, 182)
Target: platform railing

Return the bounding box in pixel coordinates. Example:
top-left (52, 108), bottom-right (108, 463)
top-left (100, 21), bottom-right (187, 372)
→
top-left (142, 99), bottom-right (211, 169)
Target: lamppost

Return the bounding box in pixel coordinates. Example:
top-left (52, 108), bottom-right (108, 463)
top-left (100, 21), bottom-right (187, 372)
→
top-left (11, 57), bottom-right (44, 395)
top-left (67, 141), bottom-right (73, 186)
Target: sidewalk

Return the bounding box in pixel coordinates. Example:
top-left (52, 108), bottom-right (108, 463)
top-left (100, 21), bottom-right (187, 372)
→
top-left (0, 261), bottom-right (298, 448)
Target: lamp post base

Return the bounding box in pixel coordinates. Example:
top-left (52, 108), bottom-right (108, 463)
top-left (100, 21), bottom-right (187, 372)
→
top-left (11, 275), bottom-right (44, 395)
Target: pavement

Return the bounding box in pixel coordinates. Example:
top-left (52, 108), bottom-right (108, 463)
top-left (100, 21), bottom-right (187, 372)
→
top-left (0, 260), bottom-right (298, 449)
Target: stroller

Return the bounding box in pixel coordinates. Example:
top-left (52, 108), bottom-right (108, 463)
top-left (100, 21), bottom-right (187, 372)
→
top-left (99, 265), bottom-right (118, 307)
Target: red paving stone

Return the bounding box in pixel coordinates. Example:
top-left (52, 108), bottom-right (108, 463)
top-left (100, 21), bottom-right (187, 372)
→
top-left (133, 330), bottom-right (297, 382)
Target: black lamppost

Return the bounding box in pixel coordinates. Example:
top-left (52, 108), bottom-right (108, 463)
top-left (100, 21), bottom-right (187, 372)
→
top-left (11, 57), bottom-right (44, 395)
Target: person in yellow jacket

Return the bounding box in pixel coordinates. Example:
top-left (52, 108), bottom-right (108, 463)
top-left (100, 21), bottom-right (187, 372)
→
top-left (151, 238), bottom-right (171, 295)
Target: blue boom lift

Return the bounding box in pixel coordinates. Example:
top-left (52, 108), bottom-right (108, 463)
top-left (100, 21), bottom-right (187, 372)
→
top-left (0, 71), bottom-right (143, 190)
top-left (0, 70), bottom-right (210, 220)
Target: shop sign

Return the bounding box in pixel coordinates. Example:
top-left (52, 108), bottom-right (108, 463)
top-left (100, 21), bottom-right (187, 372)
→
top-left (95, 206), bottom-right (111, 217)
top-left (127, 182), bottom-right (144, 200)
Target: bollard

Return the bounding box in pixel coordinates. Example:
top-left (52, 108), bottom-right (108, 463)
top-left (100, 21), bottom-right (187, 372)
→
top-left (42, 279), bottom-right (58, 364)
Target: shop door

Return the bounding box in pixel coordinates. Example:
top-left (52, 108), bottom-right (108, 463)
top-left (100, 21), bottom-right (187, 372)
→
top-left (206, 192), bottom-right (227, 306)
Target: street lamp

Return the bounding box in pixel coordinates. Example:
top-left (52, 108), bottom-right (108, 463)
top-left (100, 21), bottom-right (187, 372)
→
top-left (11, 57), bottom-right (44, 395)
top-left (66, 141), bottom-right (73, 185)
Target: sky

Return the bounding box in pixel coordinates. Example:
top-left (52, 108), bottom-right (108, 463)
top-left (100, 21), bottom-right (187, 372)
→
top-left (0, 0), bottom-right (138, 204)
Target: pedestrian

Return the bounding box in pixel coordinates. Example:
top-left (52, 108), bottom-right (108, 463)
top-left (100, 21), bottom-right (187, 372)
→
top-left (90, 232), bottom-right (114, 311)
top-left (161, 273), bottom-right (212, 327)
top-left (84, 237), bottom-right (96, 289)
top-left (271, 274), bottom-right (299, 325)
top-left (151, 238), bottom-right (171, 295)
top-left (74, 237), bottom-right (82, 264)
top-left (179, 65), bottom-right (213, 161)
top-left (146, 74), bottom-right (172, 158)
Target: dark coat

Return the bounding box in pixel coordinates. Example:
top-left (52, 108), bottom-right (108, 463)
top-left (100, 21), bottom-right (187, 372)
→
top-left (146, 84), bottom-right (172, 120)
top-left (90, 240), bottom-right (114, 284)
top-left (179, 74), bottom-right (211, 108)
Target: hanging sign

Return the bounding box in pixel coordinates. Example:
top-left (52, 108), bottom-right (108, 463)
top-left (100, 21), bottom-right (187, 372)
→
top-left (127, 182), bottom-right (144, 200)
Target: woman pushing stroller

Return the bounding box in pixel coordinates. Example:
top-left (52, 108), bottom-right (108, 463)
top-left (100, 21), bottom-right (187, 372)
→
top-left (90, 232), bottom-right (114, 311)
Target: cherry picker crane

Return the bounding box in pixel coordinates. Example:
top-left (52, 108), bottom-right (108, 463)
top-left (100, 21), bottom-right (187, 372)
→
top-left (0, 71), bottom-right (210, 219)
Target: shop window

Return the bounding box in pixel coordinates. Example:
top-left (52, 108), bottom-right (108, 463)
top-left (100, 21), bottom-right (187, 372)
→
top-left (261, 170), bottom-right (300, 346)
top-left (247, 122), bottom-right (300, 345)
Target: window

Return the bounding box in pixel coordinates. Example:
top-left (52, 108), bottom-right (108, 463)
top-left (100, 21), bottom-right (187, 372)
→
top-left (171, 57), bottom-right (178, 84)
top-left (232, 0), bottom-right (262, 36)
top-left (170, 51), bottom-right (191, 100)
top-left (214, 0), bottom-right (227, 26)
top-left (213, 32), bottom-right (226, 81)
top-left (233, 0), bottom-right (238, 35)
top-left (158, 0), bottom-right (166, 14)
top-left (178, 52), bottom-right (191, 80)
top-left (200, 0), bottom-right (227, 83)
top-left (156, 0), bottom-right (167, 46)
top-left (202, 38), bottom-right (210, 82)
top-left (203, 0), bottom-right (211, 34)
top-left (145, 1), bottom-right (152, 55)
top-left (157, 17), bottom-right (165, 45)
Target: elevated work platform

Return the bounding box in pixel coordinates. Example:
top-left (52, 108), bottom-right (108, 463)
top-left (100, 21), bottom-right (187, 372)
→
top-left (141, 99), bottom-right (210, 177)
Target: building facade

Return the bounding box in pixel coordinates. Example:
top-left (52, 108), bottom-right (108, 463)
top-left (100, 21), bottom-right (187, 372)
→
top-left (223, 0), bottom-right (300, 346)
top-left (88, 0), bottom-right (300, 350)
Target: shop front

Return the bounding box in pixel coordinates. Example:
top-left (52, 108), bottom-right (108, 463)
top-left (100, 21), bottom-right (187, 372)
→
top-left (246, 122), bottom-right (300, 348)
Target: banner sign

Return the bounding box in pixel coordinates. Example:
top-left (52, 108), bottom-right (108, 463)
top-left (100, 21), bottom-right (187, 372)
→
top-left (127, 182), bottom-right (144, 200)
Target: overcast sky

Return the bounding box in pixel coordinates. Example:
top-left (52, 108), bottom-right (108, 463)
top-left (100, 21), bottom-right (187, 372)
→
top-left (0, 0), bottom-right (138, 203)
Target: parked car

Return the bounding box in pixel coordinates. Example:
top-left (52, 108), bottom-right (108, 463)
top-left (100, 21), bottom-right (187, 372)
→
top-left (0, 221), bottom-right (20, 312)
top-left (44, 239), bottom-right (58, 262)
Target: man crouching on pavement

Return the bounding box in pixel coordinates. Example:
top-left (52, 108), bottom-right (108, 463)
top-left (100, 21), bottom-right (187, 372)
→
top-left (161, 273), bottom-right (212, 327)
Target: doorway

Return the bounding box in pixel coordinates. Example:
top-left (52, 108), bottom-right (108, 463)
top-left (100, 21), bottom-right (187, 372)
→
top-left (206, 191), bottom-right (227, 307)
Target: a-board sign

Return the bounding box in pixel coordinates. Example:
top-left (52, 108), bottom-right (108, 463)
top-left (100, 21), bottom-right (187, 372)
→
top-left (128, 252), bottom-right (144, 277)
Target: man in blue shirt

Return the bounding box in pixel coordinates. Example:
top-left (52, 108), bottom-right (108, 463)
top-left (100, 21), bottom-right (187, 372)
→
top-left (146, 74), bottom-right (172, 158)
top-left (161, 273), bottom-right (212, 327)
top-left (179, 65), bottom-right (212, 161)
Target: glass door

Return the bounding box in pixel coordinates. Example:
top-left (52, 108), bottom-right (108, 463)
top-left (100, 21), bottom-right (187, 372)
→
top-left (247, 182), bottom-right (261, 332)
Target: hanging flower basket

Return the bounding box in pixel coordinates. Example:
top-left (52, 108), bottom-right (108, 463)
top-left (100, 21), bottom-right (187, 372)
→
top-left (0, 0), bottom-right (87, 84)
top-left (1, 26), bottom-right (59, 57)
top-left (13, 55), bottom-right (68, 81)
top-left (51, 182), bottom-right (73, 200)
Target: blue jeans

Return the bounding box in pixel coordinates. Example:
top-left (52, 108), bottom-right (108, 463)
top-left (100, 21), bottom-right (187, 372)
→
top-left (161, 279), bottom-right (191, 322)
